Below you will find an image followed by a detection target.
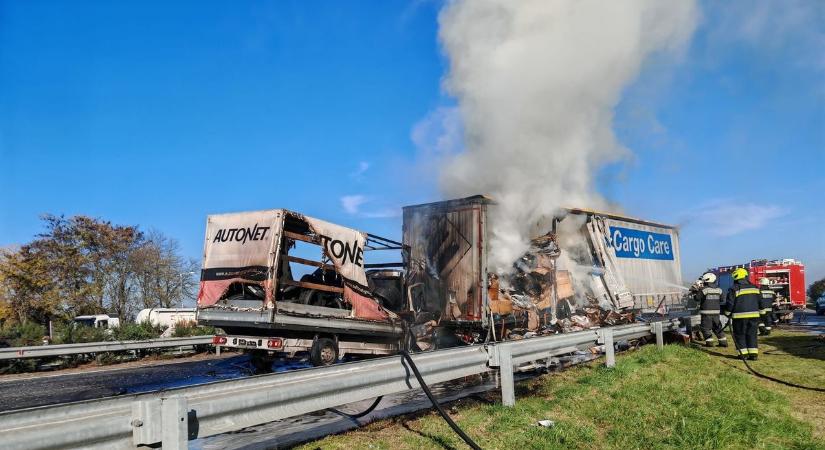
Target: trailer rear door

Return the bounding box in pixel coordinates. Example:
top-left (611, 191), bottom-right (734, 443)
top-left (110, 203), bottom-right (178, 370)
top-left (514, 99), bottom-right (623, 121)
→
top-left (586, 215), bottom-right (684, 312)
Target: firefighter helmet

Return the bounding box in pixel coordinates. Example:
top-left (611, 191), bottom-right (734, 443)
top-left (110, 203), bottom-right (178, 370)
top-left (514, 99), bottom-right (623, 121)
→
top-left (701, 272), bottom-right (717, 284)
top-left (759, 277), bottom-right (771, 286)
top-left (731, 268), bottom-right (749, 281)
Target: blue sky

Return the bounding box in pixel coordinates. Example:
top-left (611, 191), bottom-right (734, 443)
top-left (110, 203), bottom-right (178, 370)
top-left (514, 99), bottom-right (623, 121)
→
top-left (1, 1), bottom-right (823, 285)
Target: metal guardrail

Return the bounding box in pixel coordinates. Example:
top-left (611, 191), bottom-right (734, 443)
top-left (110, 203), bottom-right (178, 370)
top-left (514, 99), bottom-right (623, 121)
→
top-left (0, 336), bottom-right (215, 360)
top-left (0, 318), bottom-right (688, 450)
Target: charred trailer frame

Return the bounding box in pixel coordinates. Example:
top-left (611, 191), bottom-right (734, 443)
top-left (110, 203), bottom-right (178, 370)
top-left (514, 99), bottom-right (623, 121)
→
top-left (402, 196), bottom-right (685, 341)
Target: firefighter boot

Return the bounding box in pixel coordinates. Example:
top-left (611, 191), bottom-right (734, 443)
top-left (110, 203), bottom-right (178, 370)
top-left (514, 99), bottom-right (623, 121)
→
top-left (747, 354), bottom-right (758, 361)
top-left (717, 338), bottom-right (728, 348)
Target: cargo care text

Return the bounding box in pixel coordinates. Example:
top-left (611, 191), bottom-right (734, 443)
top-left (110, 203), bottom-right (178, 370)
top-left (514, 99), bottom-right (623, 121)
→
top-left (609, 226), bottom-right (674, 261)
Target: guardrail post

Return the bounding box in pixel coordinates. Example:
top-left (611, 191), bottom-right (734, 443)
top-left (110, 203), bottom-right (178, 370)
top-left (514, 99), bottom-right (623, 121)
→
top-left (498, 346), bottom-right (515, 407)
top-left (654, 322), bottom-right (664, 349)
top-left (602, 329), bottom-right (615, 368)
top-left (162, 396), bottom-right (189, 450)
top-left (132, 398), bottom-right (161, 446)
top-left (489, 345), bottom-right (516, 407)
top-left (215, 345), bottom-right (221, 356)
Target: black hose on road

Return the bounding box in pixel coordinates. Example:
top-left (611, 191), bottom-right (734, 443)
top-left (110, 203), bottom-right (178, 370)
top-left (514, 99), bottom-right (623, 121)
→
top-left (327, 395), bottom-right (384, 420)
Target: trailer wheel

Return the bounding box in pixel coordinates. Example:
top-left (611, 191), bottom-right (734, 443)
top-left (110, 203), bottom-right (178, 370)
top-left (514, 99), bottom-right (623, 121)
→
top-left (310, 338), bottom-right (338, 366)
top-left (299, 289), bottom-right (344, 309)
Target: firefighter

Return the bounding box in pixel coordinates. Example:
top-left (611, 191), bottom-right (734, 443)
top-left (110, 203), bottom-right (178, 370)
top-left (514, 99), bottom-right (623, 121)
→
top-left (687, 277), bottom-right (704, 341)
top-left (695, 272), bottom-right (727, 347)
top-left (758, 278), bottom-right (776, 336)
top-left (725, 268), bottom-right (762, 360)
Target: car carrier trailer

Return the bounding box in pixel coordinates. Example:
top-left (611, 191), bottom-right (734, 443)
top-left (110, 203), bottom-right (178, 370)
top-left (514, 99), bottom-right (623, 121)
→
top-left (195, 209), bottom-right (408, 370)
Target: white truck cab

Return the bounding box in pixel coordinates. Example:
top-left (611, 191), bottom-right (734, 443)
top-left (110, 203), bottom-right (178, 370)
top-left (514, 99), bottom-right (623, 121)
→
top-left (72, 314), bottom-right (121, 329)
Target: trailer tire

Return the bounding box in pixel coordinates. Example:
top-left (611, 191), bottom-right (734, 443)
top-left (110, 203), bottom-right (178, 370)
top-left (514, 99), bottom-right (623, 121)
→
top-left (299, 289), bottom-right (344, 309)
top-left (310, 338), bottom-right (338, 367)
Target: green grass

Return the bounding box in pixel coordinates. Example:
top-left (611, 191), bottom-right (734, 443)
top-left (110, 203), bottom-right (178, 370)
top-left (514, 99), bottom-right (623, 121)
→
top-left (299, 330), bottom-right (825, 450)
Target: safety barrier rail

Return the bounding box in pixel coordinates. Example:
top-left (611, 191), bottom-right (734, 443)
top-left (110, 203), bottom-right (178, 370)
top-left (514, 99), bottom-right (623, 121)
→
top-left (0, 318), bottom-right (688, 450)
top-left (0, 336), bottom-right (215, 360)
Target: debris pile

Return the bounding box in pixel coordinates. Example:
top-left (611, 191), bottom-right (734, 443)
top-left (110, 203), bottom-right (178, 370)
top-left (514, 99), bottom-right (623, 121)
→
top-left (489, 233), bottom-right (567, 319)
top-left (552, 306), bottom-right (635, 333)
top-left (488, 231), bottom-right (635, 338)
top-left (503, 304), bottom-right (636, 339)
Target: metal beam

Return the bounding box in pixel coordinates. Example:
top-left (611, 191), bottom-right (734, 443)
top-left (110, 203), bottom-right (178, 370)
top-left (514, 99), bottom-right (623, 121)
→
top-left (198, 308), bottom-right (404, 337)
top-left (654, 321), bottom-right (664, 348)
top-left (0, 336), bottom-right (214, 360)
top-left (601, 328), bottom-right (615, 368)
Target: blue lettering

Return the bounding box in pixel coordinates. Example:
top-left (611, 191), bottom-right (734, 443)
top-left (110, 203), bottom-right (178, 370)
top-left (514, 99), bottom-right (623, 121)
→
top-left (609, 226), bottom-right (674, 261)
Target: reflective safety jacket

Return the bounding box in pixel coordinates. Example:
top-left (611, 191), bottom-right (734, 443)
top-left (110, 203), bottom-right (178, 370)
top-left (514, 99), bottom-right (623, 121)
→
top-left (759, 289), bottom-right (777, 314)
top-left (696, 285), bottom-right (724, 314)
top-left (725, 281), bottom-right (761, 319)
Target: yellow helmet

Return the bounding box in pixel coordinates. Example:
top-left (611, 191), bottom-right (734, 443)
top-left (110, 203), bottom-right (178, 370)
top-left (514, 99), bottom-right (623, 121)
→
top-left (731, 268), bottom-right (749, 281)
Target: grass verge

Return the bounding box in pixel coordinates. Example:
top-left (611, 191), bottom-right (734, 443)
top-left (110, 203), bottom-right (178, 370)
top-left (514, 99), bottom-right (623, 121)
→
top-left (299, 329), bottom-right (825, 450)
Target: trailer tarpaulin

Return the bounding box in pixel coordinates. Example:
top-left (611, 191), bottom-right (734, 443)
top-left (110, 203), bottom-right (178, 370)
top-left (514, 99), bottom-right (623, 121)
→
top-left (304, 217), bottom-right (391, 321)
top-left (590, 216), bottom-right (683, 309)
top-left (197, 210), bottom-right (282, 307)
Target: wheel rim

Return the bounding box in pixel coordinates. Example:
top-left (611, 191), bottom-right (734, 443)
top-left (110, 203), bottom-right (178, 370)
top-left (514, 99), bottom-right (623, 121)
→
top-left (320, 346), bottom-right (335, 363)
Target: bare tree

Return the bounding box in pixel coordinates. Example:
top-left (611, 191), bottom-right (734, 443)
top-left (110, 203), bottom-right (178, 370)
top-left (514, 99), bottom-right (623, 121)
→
top-left (132, 230), bottom-right (198, 311)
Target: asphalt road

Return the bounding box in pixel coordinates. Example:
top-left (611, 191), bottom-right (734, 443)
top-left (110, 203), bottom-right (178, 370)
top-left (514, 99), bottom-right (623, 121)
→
top-left (781, 308), bottom-right (824, 331)
top-left (0, 354), bottom-right (251, 412)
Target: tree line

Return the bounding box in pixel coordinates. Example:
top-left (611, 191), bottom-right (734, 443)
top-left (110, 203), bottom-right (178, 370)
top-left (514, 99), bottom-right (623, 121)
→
top-left (0, 215), bottom-right (198, 326)
top-left (809, 277), bottom-right (825, 303)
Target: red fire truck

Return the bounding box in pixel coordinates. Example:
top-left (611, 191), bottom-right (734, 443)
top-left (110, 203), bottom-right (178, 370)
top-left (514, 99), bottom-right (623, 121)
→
top-left (710, 259), bottom-right (806, 319)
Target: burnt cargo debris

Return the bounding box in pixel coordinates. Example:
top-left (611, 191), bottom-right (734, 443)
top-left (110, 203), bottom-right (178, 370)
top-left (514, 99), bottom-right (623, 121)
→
top-left (402, 196), bottom-right (685, 341)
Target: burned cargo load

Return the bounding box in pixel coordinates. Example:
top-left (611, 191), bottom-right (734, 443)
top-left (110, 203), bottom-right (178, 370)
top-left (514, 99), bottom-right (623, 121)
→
top-left (402, 196), bottom-right (685, 339)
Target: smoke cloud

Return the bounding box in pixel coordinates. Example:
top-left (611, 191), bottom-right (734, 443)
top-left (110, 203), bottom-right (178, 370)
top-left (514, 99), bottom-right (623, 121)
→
top-left (436, 0), bottom-right (698, 273)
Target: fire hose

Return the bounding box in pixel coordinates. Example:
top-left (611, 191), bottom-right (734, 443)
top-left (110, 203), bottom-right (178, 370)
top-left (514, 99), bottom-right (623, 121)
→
top-left (719, 319), bottom-right (825, 393)
top-left (328, 395), bottom-right (384, 419)
top-left (327, 343), bottom-right (482, 448)
top-left (399, 350), bottom-right (483, 450)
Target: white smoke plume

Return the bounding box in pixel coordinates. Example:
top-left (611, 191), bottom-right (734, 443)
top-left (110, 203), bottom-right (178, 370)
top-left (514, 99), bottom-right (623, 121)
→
top-left (437, 0), bottom-right (698, 273)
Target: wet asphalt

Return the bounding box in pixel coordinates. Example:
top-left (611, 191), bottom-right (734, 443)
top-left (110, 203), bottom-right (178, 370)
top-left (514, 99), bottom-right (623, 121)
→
top-left (0, 355), bottom-right (253, 412)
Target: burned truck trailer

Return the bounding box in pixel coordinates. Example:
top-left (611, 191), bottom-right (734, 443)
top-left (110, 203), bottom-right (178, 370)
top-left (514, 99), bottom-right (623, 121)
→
top-left (402, 196), bottom-right (685, 342)
top-left (196, 209), bottom-right (407, 368)
top-left (198, 198), bottom-right (685, 366)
